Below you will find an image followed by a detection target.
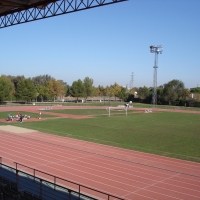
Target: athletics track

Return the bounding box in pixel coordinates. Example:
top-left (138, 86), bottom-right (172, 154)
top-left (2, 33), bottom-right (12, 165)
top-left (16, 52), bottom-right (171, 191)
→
top-left (0, 106), bottom-right (200, 199)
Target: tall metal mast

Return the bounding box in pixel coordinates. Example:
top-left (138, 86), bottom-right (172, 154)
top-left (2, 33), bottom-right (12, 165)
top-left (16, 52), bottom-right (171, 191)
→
top-left (130, 72), bottom-right (134, 89)
top-left (150, 45), bottom-right (163, 107)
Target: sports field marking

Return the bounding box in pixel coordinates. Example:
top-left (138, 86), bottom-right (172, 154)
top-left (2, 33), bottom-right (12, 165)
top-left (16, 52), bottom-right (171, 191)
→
top-left (22, 131), bottom-right (200, 171)
top-left (5, 130), bottom-right (199, 178)
top-left (0, 133), bottom-right (183, 181)
top-left (21, 122), bottom-right (200, 163)
top-left (0, 125), bottom-right (37, 134)
top-left (2, 149), bottom-right (199, 200)
top-left (124, 173), bottom-right (181, 197)
top-left (5, 130), bottom-right (200, 177)
top-left (0, 142), bottom-right (178, 184)
top-left (1, 140), bottom-right (168, 185)
top-left (2, 145), bottom-right (199, 200)
top-left (1, 131), bottom-right (198, 183)
top-left (1, 150), bottom-right (133, 195)
top-left (1, 134), bottom-right (200, 199)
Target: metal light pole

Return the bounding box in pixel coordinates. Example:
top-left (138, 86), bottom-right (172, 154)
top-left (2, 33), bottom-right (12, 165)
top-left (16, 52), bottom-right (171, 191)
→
top-left (130, 72), bottom-right (134, 90)
top-left (150, 45), bottom-right (163, 107)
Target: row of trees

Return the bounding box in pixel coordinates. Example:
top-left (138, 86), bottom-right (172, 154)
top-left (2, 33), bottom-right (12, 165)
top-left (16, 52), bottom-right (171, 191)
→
top-left (0, 75), bottom-right (65, 102)
top-left (0, 74), bottom-right (199, 106)
top-left (137, 80), bottom-right (191, 105)
top-left (0, 74), bottom-right (129, 102)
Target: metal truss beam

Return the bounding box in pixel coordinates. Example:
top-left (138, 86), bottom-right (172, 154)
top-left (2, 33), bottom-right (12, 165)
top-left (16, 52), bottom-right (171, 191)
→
top-left (0, 0), bottom-right (127, 29)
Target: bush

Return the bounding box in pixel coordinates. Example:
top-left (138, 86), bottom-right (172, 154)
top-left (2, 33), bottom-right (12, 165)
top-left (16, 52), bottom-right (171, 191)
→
top-left (194, 101), bottom-right (200, 108)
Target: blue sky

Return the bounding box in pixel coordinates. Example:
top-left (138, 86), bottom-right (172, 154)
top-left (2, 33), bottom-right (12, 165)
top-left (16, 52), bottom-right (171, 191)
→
top-left (1, 0), bottom-right (200, 89)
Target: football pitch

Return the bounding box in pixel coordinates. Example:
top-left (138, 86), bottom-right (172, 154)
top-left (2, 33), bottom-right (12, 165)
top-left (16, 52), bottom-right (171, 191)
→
top-left (0, 108), bottom-right (200, 163)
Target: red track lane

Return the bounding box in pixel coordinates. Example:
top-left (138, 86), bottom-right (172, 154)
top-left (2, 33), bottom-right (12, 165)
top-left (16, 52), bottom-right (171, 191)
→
top-left (1, 130), bottom-right (200, 200)
top-left (23, 131), bottom-right (200, 175)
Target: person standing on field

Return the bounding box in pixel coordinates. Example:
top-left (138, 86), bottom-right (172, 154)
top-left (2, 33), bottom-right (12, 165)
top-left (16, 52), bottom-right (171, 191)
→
top-left (19, 113), bottom-right (23, 123)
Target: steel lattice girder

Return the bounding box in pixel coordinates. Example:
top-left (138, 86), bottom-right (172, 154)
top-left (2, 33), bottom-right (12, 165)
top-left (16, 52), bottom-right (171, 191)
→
top-left (0, 0), bottom-right (127, 29)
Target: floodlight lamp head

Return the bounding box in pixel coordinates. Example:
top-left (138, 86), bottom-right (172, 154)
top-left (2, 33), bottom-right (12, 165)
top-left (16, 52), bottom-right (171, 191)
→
top-left (149, 45), bottom-right (163, 54)
top-left (150, 45), bottom-right (154, 53)
top-left (157, 46), bottom-right (163, 54)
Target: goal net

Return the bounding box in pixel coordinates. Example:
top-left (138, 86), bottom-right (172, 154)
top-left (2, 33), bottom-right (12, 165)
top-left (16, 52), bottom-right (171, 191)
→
top-left (106, 106), bottom-right (128, 117)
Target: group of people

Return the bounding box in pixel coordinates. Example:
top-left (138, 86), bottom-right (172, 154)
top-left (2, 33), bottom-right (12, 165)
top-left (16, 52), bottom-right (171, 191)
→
top-left (6, 111), bottom-right (42, 122)
top-left (7, 112), bottom-right (30, 123)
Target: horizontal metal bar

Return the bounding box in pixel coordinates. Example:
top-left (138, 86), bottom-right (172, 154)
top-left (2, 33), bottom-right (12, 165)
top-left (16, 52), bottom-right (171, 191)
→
top-left (0, 0), bottom-right (127, 29)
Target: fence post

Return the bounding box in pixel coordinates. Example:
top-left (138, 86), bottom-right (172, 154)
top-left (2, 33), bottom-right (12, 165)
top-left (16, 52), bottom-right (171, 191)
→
top-left (16, 170), bottom-right (19, 188)
top-left (34, 169), bottom-right (35, 181)
top-left (78, 185), bottom-right (80, 199)
top-left (15, 163), bottom-right (18, 186)
top-left (68, 189), bottom-right (71, 200)
top-left (40, 179), bottom-right (43, 199)
top-left (54, 176), bottom-right (56, 190)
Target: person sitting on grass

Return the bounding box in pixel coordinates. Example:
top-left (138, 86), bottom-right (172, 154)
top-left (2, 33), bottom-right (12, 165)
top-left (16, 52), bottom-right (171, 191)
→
top-left (7, 114), bottom-right (13, 121)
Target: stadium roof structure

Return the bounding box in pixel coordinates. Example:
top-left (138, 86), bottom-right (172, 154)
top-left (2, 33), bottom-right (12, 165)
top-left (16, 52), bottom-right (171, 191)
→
top-left (0, 0), bottom-right (127, 29)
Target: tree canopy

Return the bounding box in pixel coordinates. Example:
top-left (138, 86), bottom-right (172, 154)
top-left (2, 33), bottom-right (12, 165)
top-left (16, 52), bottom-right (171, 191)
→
top-left (46, 79), bottom-right (66, 100)
top-left (70, 79), bottom-right (85, 100)
top-left (138, 86), bottom-right (150, 100)
top-left (0, 74), bottom-right (196, 106)
top-left (0, 75), bottom-right (14, 102)
top-left (190, 87), bottom-right (200, 93)
top-left (117, 87), bottom-right (128, 101)
top-left (162, 79), bottom-right (187, 102)
top-left (83, 77), bottom-right (93, 99)
top-left (15, 78), bottom-right (37, 101)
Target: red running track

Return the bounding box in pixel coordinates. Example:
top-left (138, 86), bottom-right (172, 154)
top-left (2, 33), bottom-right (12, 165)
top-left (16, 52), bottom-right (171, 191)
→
top-left (0, 130), bottom-right (200, 200)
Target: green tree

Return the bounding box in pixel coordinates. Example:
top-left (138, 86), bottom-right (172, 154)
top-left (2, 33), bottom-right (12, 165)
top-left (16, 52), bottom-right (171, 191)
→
top-left (117, 87), bottom-right (128, 101)
top-left (110, 83), bottom-right (122, 97)
top-left (83, 77), bottom-right (93, 100)
top-left (0, 76), bottom-right (14, 102)
top-left (157, 87), bottom-right (164, 104)
top-left (32, 74), bottom-right (53, 86)
top-left (70, 79), bottom-right (85, 101)
top-left (98, 85), bottom-right (105, 96)
top-left (104, 86), bottom-right (114, 97)
top-left (92, 86), bottom-right (100, 97)
top-left (190, 87), bottom-right (200, 93)
top-left (129, 87), bottom-right (136, 95)
top-left (162, 79), bottom-right (186, 104)
top-left (138, 86), bottom-right (150, 100)
top-left (36, 85), bottom-right (49, 102)
top-left (7, 75), bottom-right (25, 94)
top-left (15, 78), bottom-right (37, 101)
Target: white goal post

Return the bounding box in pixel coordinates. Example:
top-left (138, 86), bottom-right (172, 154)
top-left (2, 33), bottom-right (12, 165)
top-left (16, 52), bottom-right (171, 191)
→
top-left (106, 106), bottom-right (128, 117)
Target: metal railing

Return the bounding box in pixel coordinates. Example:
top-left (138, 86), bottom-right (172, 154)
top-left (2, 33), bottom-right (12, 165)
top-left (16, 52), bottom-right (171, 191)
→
top-left (0, 157), bottom-right (124, 200)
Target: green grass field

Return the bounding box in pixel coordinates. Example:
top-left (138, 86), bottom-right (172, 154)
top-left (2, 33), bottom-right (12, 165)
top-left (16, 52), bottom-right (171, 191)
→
top-left (0, 108), bottom-right (200, 162)
top-left (44, 107), bottom-right (133, 116)
top-left (2, 101), bottom-right (200, 112)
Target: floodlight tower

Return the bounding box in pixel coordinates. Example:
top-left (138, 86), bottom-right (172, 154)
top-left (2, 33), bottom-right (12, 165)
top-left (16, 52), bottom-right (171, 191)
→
top-left (150, 45), bottom-right (163, 107)
top-left (130, 72), bottom-right (134, 89)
